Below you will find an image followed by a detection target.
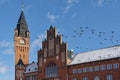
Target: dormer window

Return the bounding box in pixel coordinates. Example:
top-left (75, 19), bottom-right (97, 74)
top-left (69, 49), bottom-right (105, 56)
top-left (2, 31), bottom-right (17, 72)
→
top-left (35, 68), bottom-right (37, 70)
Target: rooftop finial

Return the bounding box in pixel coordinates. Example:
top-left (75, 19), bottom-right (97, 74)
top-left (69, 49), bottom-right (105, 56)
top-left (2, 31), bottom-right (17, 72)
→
top-left (21, 0), bottom-right (24, 11)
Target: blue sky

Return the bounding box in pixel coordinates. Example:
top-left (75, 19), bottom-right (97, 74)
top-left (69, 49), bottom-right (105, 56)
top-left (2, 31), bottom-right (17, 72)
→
top-left (0, 0), bottom-right (120, 80)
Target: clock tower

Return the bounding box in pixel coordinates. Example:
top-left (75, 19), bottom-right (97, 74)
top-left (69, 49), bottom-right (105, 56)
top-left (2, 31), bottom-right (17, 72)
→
top-left (14, 10), bottom-right (30, 65)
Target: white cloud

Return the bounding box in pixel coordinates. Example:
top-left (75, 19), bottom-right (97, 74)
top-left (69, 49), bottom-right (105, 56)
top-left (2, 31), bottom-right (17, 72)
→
top-left (64, 0), bottom-right (79, 13)
top-left (0, 40), bottom-right (13, 55)
top-left (91, 0), bottom-right (104, 7)
top-left (67, 0), bottom-right (79, 4)
top-left (47, 12), bottom-right (59, 22)
top-left (91, 0), bottom-right (118, 8)
top-left (98, 0), bottom-right (104, 7)
top-left (30, 32), bottom-right (46, 62)
top-left (65, 5), bottom-right (71, 13)
top-left (0, 40), bottom-right (12, 47)
top-left (31, 33), bottom-right (46, 49)
top-left (25, 5), bottom-right (32, 12)
top-left (3, 48), bottom-right (13, 55)
top-left (72, 13), bottom-right (77, 18)
top-left (0, 63), bottom-right (8, 74)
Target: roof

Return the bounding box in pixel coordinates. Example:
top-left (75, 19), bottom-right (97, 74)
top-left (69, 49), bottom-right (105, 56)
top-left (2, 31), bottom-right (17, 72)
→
top-left (15, 11), bottom-right (29, 37)
top-left (17, 58), bottom-right (24, 66)
top-left (70, 45), bottom-right (120, 65)
top-left (25, 62), bottom-right (38, 73)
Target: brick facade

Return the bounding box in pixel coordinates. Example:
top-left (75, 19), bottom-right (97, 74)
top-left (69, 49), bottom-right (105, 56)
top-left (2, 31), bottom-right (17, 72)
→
top-left (68, 58), bottom-right (120, 80)
top-left (14, 11), bottom-right (120, 80)
top-left (37, 26), bottom-right (69, 80)
top-left (22, 26), bottom-right (120, 80)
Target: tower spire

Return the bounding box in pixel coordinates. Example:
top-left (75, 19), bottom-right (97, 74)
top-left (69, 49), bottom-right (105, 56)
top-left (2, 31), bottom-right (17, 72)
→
top-left (21, 0), bottom-right (24, 11)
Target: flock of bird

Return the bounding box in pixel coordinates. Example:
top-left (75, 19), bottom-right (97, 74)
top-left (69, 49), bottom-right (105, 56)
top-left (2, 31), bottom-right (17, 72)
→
top-left (36, 26), bottom-right (120, 52)
top-left (58, 26), bottom-right (120, 51)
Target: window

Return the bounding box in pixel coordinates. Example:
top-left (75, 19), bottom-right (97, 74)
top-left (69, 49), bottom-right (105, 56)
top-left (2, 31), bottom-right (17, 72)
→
top-left (45, 63), bottom-right (58, 78)
top-left (89, 67), bottom-right (93, 72)
top-left (26, 75), bottom-right (37, 80)
top-left (72, 78), bottom-right (78, 80)
top-left (94, 76), bottom-right (100, 80)
top-left (26, 76), bottom-right (29, 80)
top-left (106, 74), bottom-right (113, 80)
top-left (100, 65), bottom-right (106, 71)
top-left (78, 68), bottom-right (82, 73)
top-left (73, 69), bottom-right (77, 74)
top-left (44, 48), bottom-right (47, 57)
top-left (33, 75), bottom-right (37, 80)
top-left (107, 64), bottom-right (112, 70)
top-left (30, 76), bottom-right (32, 80)
top-left (56, 45), bottom-right (59, 54)
top-left (49, 39), bottom-right (54, 56)
top-left (113, 63), bottom-right (119, 69)
top-left (94, 66), bottom-right (99, 71)
top-left (83, 67), bottom-right (88, 73)
top-left (83, 76), bottom-right (88, 80)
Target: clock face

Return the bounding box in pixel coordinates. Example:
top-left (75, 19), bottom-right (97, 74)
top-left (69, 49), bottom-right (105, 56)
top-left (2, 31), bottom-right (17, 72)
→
top-left (19, 39), bottom-right (25, 45)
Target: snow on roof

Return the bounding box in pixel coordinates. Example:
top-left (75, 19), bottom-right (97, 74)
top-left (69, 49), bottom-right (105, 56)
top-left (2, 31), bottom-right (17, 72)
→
top-left (70, 45), bottom-right (120, 65)
top-left (25, 62), bottom-right (38, 73)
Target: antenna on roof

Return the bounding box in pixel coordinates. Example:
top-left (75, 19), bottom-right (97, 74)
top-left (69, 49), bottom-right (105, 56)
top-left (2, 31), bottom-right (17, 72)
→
top-left (21, 0), bottom-right (24, 11)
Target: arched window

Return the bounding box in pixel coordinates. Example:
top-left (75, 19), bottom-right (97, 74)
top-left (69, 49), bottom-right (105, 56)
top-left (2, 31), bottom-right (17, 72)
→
top-left (45, 63), bottom-right (58, 78)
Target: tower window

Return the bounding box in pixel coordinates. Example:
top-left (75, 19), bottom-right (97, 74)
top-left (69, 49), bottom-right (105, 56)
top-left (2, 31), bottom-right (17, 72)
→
top-left (20, 48), bottom-right (22, 52)
top-left (23, 55), bottom-right (25, 59)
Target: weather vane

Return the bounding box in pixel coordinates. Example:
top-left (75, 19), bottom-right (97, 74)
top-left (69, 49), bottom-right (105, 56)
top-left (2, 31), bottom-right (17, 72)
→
top-left (21, 0), bottom-right (24, 11)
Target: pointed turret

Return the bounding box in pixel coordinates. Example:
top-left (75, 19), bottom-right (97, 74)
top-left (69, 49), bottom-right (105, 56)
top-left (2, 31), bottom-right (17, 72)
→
top-left (14, 10), bottom-right (30, 65)
top-left (15, 11), bottom-right (29, 37)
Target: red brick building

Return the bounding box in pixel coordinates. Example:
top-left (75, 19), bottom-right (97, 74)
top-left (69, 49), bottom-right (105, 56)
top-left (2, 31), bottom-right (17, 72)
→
top-left (14, 10), bottom-right (120, 80)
